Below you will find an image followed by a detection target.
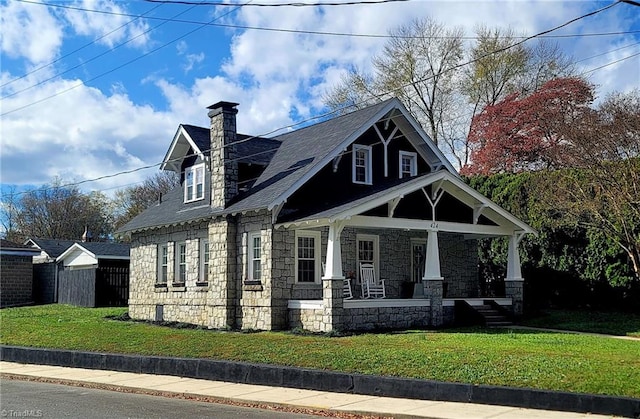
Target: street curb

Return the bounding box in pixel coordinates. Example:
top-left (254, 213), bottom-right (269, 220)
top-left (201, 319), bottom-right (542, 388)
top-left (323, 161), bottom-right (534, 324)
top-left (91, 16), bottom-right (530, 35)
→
top-left (2, 345), bottom-right (639, 418)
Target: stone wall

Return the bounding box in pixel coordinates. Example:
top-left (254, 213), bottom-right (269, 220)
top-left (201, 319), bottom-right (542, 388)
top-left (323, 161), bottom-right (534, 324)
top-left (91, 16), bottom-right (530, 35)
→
top-left (129, 220), bottom-right (214, 326)
top-left (440, 234), bottom-right (479, 298)
top-left (0, 255), bottom-right (33, 307)
top-left (288, 307), bottom-right (324, 331)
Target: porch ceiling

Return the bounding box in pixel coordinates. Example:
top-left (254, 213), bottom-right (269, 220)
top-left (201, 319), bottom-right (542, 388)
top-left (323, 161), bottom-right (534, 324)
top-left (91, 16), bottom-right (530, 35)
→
top-left (275, 171), bottom-right (535, 237)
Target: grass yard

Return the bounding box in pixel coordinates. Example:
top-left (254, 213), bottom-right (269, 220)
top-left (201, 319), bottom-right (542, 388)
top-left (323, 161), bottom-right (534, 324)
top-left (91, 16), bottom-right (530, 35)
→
top-left (1, 304), bottom-right (639, 399)
top-left (521, 309), bottom-right (640, 337)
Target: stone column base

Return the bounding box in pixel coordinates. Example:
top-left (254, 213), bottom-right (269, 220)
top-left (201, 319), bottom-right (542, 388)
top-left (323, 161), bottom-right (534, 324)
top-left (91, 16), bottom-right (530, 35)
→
top-left (505, 279), bottom-right (524, 317)
top-left (423, 278), bottom-right (444, 327)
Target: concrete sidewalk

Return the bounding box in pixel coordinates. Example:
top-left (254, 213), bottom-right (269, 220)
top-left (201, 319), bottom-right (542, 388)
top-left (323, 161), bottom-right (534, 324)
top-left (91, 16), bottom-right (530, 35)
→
top-left (0, 362), bottom-right (616, 418)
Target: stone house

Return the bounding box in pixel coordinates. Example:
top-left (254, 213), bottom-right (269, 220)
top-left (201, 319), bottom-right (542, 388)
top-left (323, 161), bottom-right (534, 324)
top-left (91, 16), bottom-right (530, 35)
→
top-left (0, 239), bottom-right (40, 307)
top-left (118, 98), bottom-right (534, 332)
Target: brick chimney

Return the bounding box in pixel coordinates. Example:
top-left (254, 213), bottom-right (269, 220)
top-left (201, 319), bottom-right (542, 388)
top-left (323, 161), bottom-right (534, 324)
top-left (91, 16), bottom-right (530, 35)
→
top-left (208, 101), bottom-right (239, 209)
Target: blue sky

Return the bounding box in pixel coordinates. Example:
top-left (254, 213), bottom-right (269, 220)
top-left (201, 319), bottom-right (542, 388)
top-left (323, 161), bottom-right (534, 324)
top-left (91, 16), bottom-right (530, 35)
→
top-left (1, 0), bottom-right (638, 197)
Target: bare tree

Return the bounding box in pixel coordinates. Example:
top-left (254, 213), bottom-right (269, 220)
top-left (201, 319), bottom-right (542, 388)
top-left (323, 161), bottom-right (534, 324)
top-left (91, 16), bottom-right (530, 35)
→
top-left (324, 20), bottom-right (576, 170)
top-left (112, 171), bottom-right (180, 231)
top-left (13, 179), bottom-right (113, 241)
top-left (0, 186), bottom-right (21, 241)
top-left (538, 90), bottom-right (640, 281)
top-left (324, 17), bottom-right (465, 152)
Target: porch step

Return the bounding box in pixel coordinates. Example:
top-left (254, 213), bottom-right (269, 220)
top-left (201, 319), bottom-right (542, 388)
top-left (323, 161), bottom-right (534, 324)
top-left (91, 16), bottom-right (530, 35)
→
top-left (474, 305), bottom-right (513, 327)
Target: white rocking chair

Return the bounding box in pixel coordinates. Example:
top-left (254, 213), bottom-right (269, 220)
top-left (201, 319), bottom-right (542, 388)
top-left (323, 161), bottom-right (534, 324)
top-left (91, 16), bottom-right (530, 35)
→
top-left (360, 263), bottom-right (386, 299)
top-left (324, 262), bottom-right (354, 300)
top-left (343, 278), bottom-right (353, 300)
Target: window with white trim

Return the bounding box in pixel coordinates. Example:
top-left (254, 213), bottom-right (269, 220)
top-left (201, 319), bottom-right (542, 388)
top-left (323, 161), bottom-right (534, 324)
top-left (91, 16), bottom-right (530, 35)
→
top-left (352, 144), bottom-right (372, 185)
top-left (248, 232), bottom-right (262, 281)
top-left (175, 241), bottom-right (186, 284)
top-left (295, 231), bottom-right (321, 283)
top-left (356, 234), bottom-right (379, 284)
top-left (199, 239), bottom-right (209, 284)
top-left (399, 151), bottom-right (417, 178)
top-left (184, 163), bottom-right (205, 203)
top-left (157, 244), bottom-right (168, 285)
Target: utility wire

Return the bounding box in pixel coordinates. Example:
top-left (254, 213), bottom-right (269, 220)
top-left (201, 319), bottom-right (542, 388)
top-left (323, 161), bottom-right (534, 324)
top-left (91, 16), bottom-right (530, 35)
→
top-left (143, 0), bottom-right (407, 6)
top-left (2, 0), bottom-right (629, 194)
top-left (0, 1), bottom-right (247, 117)
top-left (0, 2), bottom-right (165, 90)
top-left (580, 50), bottom-right (640, 76)
top-left (5, 0), bottom-right (633, 101)
top-left (13, 0), bottom-right (639, 41)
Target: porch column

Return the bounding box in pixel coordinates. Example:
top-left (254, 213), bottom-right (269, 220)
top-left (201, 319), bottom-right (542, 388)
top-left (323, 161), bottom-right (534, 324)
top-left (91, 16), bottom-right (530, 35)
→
top-left (321, 221), bottom-right (345, 332)
top-left (505, 233), bottom-right (524, 317)
top-left (423, 229), bottom-right (444, 327)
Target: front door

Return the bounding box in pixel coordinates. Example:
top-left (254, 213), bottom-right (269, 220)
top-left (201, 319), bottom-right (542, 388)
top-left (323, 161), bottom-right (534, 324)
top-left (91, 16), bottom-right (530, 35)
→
top-left (411, 240), bottom-right (426, 283)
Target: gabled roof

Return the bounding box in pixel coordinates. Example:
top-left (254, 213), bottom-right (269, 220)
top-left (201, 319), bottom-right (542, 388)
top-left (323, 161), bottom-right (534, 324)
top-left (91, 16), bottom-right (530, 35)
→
top-left (25, 238), bottom-right (77, 258)
top-left (120, 98), bottom-right (462, 233)
top-left (56, 242), bottom-right (130, 262)
top-left (279, 171), bottom-right (536, 235)
top-left (161, 124), bottom-right (281, 172)
top-left (117, 184), bottom-right (221, 233)
top-left (1, 239), bottom-right (41, 256)
top-left (226, 97), bottom-right (457, 215)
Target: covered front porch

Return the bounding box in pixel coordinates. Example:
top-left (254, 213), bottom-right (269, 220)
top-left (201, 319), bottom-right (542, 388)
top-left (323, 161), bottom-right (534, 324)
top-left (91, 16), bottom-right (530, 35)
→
top-left (279, 171), bottom-right (535, 332)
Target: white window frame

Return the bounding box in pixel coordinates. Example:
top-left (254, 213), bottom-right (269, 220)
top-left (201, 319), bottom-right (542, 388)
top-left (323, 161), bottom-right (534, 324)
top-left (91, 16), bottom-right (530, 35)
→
top-left (295, 230), bottom-right (322, 284)
top-left (175, 241), bottom-right (187, 284)
top-left (199, 239), bottom-right (209, 284)
top-left (356, 234), bottom-right (379, 284)
top-left (184, 163), bottom-right (205, 203)
top-left (399, 151), bottom-right (418, 178)
top-left (352, 144), bottom-right (372, 185)
top-left (247, 231), bottom-right (262, 282)
top-left (157, 244), bottom-right (168, 284)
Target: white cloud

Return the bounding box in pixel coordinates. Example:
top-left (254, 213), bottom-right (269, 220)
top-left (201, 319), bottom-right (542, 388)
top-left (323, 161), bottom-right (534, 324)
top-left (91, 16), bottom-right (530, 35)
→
top-left (0, 78), bottom-right (174, 192)
top-left (0, 0), bottom-right (64, 65)
top-left (1, 0), bottom-right (637, 196)
top-left (63, 0), bottom-right (150, 49)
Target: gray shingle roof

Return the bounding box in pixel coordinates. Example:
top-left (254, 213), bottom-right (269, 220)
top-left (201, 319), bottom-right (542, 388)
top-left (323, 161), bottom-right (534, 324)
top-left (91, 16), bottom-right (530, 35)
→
top-left (75, 242), bottom-right (130, 258)
top-left (119, 99), bottom-right (398, 233)
top-left (181, 125), bottom-right (281, 166)
top-left (225, 99), bottom-right (396, 214)
top-left (26, 238), bottom-right (77, 258)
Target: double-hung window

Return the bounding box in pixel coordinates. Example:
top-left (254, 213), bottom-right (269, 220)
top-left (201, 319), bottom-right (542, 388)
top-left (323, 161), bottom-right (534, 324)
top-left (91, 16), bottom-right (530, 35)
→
top-left (295, 231), bottom-right (321, 283)
top-left (184, 163), bottom-right (205, 202)
top-left (199, 240), bottom-right (209, 284)
top-left (175, 241), bottom-right (186, 284)
top-left (356, 234), bottom-right (379, 284)
top-left (157, 244), bottom-right (168, 285)
top-left (248, 232), bottom-right (262, 282)
top-left (399, 151), bottom-right (417, 178)
top-left (352, 144), bottom-right (372, 185)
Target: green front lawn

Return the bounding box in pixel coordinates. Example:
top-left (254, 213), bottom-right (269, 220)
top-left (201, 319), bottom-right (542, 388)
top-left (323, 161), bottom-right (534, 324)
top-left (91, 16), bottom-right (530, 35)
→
top-left (521, 309), bottom-right (640, 337)
top-left (1, 305), bottom-right (639, 398)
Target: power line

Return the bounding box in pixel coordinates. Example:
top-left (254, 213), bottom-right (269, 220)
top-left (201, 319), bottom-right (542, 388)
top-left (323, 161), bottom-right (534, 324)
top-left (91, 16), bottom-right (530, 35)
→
top-left (144, 0), bottom-right (407, 6)
top-left (2, 1), bottom-right (204, 100)
top-left (580, 50), bottom-right (640, 76)
top-left (0, 2), bottom-right (165, 90)
top-left (1, 1), bottom-right (247, 117)
top-left (13, 0), bottom-right (639, 42)
top-left (1, 0), bottom-right (629, 194)
top-left (575, 41), bottom-right (640, 64)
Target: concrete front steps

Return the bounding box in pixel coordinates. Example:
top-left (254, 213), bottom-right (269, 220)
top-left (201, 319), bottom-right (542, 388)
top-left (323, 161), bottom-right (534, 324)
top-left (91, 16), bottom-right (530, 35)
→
top-left (475, 304), bottom-right (513, 327)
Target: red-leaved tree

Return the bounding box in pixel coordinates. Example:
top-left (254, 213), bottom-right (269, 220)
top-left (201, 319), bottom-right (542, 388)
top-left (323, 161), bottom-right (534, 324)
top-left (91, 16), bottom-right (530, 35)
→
top-left (461, 77), bottom-right (595, 175)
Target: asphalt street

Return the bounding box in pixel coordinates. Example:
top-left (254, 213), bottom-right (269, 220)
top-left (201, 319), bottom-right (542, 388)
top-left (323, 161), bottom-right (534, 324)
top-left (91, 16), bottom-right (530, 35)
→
top-left (0, 379), bottom-right (322, 419)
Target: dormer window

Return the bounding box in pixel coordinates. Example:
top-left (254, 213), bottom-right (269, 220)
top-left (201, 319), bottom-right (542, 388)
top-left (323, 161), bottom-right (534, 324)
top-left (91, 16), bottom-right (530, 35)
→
top-left (185, 163), bottom-right (205, 202)
top-left (352, 144), bottom-right (372, 185)
top-left (399, 151), bottom-right (417, 178)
